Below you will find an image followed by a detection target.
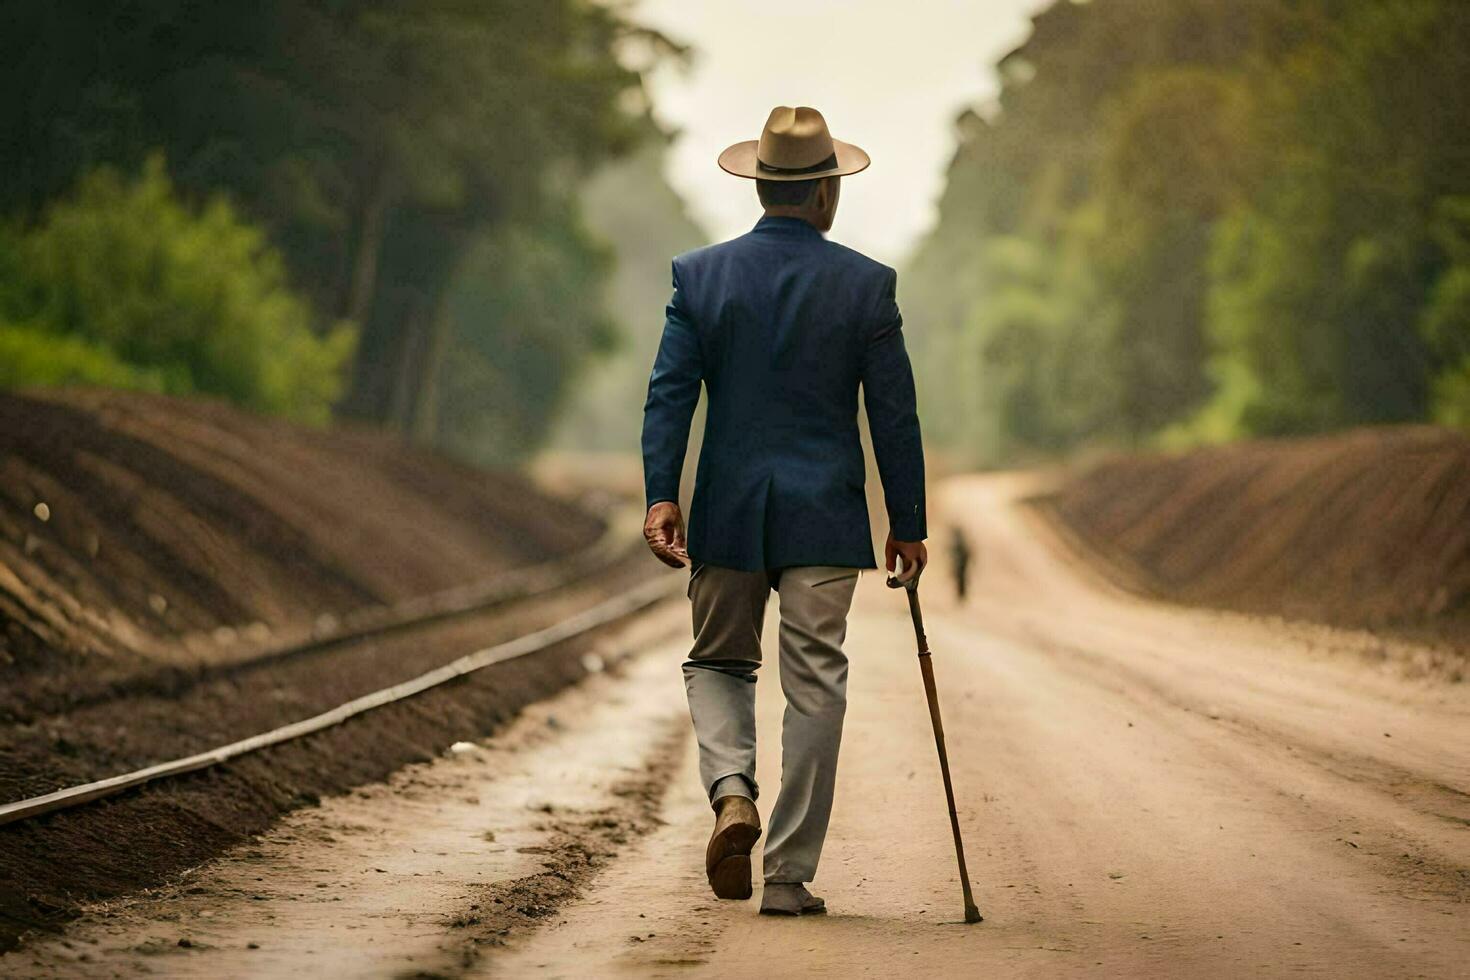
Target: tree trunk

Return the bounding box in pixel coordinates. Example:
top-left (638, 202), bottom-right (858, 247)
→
top-left (409, 301), bottom-right (453, 444)
top-left (345, 167), bottom-right (390, 325)
top-left (336, 169), bottom-right (395, 422)
top-left (386, 302), bottom-right (427, 434)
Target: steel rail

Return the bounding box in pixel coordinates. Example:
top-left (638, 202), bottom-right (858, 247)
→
top-left (25, 514), bottom-right (641, 718)
top-left (200, 513), bottom-right (641, 672)
top-left (0, 574), bottom-right (681, 828)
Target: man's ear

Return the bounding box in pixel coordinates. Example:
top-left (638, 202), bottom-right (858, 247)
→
top-left (822, 176), bottom-right (841, 213)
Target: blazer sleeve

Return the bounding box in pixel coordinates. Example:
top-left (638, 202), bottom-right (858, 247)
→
top-left (860, 265), bottom-right (927, 541)
top-left (641, 258), bottom-right (703, 510)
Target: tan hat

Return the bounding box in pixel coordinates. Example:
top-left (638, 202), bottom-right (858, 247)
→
top-left (718, 106), bottom-right (871, 181)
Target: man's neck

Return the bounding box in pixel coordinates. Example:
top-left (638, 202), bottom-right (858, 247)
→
top-left (761, 208), bottom-right (823, 229)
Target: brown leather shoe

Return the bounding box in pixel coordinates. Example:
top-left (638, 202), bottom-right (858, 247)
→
top-left (706, 795), bottom-right (761, 900)
top-left (759, 882), bottom-right (827, 916)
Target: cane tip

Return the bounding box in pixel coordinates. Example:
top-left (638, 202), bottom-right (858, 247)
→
top-left (964, 905), bottom-right (984, 924)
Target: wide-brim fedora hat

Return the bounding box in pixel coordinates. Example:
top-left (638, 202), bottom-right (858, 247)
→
top-left (718, 105), bottom-right (870, 181)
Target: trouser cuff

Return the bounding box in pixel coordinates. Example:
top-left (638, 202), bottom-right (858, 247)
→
top-left (709, 773), bottom-right (757, 804)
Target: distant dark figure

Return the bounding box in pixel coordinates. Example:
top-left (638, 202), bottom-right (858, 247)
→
top-left (950, 525), bottom-right (971, 601)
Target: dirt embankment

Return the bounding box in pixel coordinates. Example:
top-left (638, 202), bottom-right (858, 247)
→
top-left (0, 388), bottom-right (647, 952)
top-left (0, 388), bottom-right (602, 713)
top-left (1035, 426), bottom-right (1470, 677)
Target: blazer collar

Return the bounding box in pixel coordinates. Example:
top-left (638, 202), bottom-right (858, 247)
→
top-left (751, 215), bottom-right (825, 239)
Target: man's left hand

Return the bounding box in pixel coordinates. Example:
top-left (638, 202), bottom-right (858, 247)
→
top-left (644, 502), bottom-right (689, 568)
top-left (885, 531), bottom-right (927, 585)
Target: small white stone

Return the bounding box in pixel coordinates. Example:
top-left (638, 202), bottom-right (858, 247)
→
top-left (580, 653), bottom-right (606, 674)
top-left (449, 741), bottom-right (479, 754)
top-left (33, 502), bottom-right (50, 522)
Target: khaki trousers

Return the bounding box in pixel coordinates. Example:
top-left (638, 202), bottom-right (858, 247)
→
top-left (683, 562), bottom-right (860, 885)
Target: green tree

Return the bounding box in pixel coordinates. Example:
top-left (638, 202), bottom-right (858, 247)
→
top-left (905, 0), bottom-right (1470, 462)
top-left (1422, 198), bottom-right (1470, 426)
top-left (903, 0), bottom-right (1290, 463)
top-left (0, 323), bottom-right (164, 391)
top-left (0, 0), bottom-right (683, 450)
top-left (1198, 0), bottom-right (1468, 435)
top-left (0, 156), bottom-right (354, 422)
top-left (431, 202), bottom-right (619, 462)
top-left (551, 139), bottom-right (710, 454)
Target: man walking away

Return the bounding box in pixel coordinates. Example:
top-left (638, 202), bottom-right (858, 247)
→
top-left (641, 106), bottom-right (927, 917)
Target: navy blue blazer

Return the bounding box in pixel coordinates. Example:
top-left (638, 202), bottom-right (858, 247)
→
top-left (641, 215), bottom-right (925, 572)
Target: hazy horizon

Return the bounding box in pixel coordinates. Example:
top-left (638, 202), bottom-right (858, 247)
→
top-left (630, 0), bottom-right (1048, 265)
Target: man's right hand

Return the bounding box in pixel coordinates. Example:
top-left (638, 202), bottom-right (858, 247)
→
top-left (643, 501), bottom-right (689, 568)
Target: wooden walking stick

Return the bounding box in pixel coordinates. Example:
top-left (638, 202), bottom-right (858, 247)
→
top-left (888, 559), bottom-right (983, 924)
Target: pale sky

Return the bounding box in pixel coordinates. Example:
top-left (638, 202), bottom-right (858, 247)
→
top-left (630, 0), bottom-right (1048, 265)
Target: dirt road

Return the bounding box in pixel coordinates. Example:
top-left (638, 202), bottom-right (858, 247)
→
top-left (11, 476), bottom-right (1468, 978)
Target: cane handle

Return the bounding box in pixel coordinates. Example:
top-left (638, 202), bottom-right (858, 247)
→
top-left (885, 554), bottom-right (921, 591)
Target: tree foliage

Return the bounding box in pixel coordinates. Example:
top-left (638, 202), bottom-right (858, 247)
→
top-left (0, 0), bottom-right (680, 451)
top-left (433, 201), bottom-right (619, 463)
top-left (905, 0), bottom-right (1470, 463)
top-left (550, 140), bottom-right (710, 455)
top-left (0, 156), bottom-right (353, 422)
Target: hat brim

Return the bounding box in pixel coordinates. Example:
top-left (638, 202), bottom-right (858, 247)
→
top-left (717, 138), bottom-right (871, 180)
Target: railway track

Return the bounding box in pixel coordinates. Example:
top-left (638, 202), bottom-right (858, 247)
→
top-left (4, 516), bottom-right (639, 721)
top-left (0, 520), bottom-right (685, 948)
top-left (0, 573), bottom-right (678, 827)
top-left (2, 511), bottom-right (672, 810)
